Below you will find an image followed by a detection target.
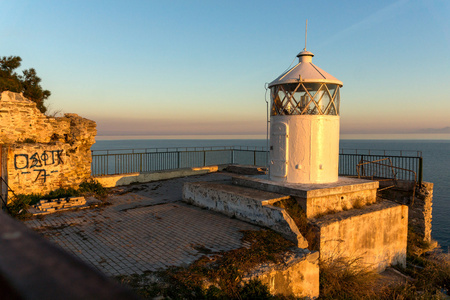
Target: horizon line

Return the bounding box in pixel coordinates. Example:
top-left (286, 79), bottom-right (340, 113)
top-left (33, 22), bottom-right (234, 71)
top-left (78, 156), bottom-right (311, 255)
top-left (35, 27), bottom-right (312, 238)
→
top-left (95, 133), bottom-right (450, 141)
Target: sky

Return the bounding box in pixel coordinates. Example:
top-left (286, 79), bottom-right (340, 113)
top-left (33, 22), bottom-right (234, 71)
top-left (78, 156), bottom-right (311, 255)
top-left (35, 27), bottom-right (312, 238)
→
top-left (2, 0), bottom-right (450, 139)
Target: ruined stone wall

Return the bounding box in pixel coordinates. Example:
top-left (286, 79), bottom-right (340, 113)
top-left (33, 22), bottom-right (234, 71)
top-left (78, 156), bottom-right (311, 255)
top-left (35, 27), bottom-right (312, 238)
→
top-left (0, 91), bottom-right (96, 196)
top-left (410, 182), bottom-right (433, 242)
top-left (379, 180), bottom-right (433, 243)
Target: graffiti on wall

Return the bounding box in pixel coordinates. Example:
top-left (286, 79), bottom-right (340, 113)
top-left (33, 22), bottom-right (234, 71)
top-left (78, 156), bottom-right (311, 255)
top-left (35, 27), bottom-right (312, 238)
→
top-left (14, 150), bottom-right (64, 183)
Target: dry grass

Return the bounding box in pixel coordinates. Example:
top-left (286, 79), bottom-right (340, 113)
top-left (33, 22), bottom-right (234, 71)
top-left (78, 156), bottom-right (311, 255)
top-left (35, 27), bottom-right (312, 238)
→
top-left (318, 225), bottom-right (450, 300)
top-left (319, 255), bottom-right (379, 299)
top-left (118, 230), bottom-right (297, 299)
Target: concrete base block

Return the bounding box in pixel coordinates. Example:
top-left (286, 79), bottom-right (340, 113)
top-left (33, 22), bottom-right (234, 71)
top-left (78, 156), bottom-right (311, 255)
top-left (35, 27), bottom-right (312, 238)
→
top-left (243, 249), bottom-right (319, 299)
top-left (312, 200), bottom-right (408, 272)
top-left (233, 175), bottom-right (379, 218)
top-left (182, 182), bottom-right (308, 248)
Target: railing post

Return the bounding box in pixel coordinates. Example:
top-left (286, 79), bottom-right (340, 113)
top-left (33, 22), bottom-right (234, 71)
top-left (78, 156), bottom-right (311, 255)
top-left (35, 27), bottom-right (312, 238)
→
top-left (418, 157), bottom-right (423, 186)
top-left (203, 150), bottom-right (206, 167)
top-left (254, 151), bottom-right (256, 166)
top-left (178, 151), bottom-right (180, 169)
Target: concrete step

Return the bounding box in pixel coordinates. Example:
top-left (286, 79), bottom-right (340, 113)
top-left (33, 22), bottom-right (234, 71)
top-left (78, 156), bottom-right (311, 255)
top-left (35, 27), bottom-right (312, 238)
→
top-left (182, 181), bottom-right (308, 248)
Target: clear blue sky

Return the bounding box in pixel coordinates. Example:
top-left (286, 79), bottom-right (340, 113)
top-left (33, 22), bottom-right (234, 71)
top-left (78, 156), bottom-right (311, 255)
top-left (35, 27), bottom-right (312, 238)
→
top-left (2, 0), bottom-right (449, 139)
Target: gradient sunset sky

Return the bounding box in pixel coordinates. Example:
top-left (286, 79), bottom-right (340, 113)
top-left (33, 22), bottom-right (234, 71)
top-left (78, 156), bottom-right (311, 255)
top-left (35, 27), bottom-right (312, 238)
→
top-left (2, 0), bottom-right (449, 139)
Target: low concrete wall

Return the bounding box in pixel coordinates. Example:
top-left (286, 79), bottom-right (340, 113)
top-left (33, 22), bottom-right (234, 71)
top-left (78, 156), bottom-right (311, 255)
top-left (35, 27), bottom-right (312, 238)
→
top-left (312, 201), bottom-right (408, 272)
top-left (182, 182), bottom-right (308, 248)
top-left (243, 249), bottom-right (319, 299)
top-left (94, 166), bottom-right (227, 188)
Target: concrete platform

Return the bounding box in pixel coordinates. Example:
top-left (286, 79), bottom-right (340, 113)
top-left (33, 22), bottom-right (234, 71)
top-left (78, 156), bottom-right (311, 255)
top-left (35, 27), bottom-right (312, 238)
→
top-left (233, 175), bottom-right (379, 218)
top-left (182, 182), bottom-right (308, 248)
top-left (23, 172), bottom-right (320, 299)
top-left (24, 173), bottom-right (261, 277)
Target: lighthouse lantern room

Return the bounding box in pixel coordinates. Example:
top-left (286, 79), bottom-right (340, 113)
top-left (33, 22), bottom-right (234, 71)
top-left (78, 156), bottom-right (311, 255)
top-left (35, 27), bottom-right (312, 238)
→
top-left (268, 48), bottom-right (343, 184)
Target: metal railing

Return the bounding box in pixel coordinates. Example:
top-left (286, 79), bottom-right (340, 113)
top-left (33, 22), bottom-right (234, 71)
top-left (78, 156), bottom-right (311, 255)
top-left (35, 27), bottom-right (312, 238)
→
top-left (91, 146), bottom-right (268, 176)
top-left (92, 147), bottom-right (423, 184)
top-left (339, 149), bottom-right (423, 184)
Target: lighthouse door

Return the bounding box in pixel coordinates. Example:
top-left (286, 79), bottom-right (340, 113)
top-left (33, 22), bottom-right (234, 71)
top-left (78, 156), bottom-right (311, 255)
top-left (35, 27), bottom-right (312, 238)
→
top-left (270, 122), bottom-right (288, 178)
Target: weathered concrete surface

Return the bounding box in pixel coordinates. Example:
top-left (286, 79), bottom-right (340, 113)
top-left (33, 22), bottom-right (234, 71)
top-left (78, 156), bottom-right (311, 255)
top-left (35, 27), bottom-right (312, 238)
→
top-left (311, 200), bottom-right (408, 272)
top-left (94, 165), bottom-right (228, 188)
top-left (233, 175), bottom-right (379, 218)
top-left (182, 181), bottom-right (308, 248)
top-left (225, 164), bottom-right (267, 175)
top-left (243, 249), bottom-right (319, 299)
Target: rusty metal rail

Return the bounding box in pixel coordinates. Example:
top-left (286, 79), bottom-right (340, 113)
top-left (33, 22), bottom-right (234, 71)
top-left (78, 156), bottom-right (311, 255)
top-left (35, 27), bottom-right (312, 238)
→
top-left (0, 177), bottom-right (19, 211)
top-left (356, 157), bottom-right (418, 204)
top-left (339, 152), bottom-right (422, 185)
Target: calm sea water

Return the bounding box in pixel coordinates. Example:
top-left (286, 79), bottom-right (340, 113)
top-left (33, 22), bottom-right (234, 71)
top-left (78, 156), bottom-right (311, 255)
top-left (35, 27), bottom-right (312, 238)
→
top-left (92, 139), bottom-right (450, 249)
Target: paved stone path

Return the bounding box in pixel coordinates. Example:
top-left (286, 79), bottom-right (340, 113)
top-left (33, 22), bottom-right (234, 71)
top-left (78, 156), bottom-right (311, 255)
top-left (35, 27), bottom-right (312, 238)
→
top-left (24, 173), bottom-right (259, 277)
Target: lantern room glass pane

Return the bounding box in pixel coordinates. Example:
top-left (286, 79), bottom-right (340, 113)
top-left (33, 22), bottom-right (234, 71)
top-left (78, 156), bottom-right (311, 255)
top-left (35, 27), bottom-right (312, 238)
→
top-left (271, 83), bottom-right (340, 116)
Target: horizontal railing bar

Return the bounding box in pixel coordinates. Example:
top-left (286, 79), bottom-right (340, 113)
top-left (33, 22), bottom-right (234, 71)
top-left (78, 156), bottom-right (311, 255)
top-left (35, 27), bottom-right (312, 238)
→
top-left (339, 153), bottom-right (421, 159)
top-left (91, 145), bottom-right (267, 154)
top-left (340, 148), bottom-right (422, 157)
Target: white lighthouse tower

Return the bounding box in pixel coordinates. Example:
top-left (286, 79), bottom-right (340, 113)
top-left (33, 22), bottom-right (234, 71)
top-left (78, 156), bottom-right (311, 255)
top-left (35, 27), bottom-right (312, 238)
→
top-left (268, 47), bottom-right (343, 184)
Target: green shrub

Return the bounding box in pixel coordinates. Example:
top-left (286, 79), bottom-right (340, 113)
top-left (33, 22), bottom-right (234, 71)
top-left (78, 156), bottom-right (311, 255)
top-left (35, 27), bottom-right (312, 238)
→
top-left (6, 178), bottom-right (107, 218)
top-left (5, 193), bottom-right (41, 219)
top-left (78, 178), bottom-right (107, 197)
top-left (239, 279), bottom-right (273, 299)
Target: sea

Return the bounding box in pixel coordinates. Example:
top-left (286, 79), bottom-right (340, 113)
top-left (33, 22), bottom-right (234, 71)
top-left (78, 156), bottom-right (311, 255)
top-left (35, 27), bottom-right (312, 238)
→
top-left (92, 138), bottom-right (450, 251)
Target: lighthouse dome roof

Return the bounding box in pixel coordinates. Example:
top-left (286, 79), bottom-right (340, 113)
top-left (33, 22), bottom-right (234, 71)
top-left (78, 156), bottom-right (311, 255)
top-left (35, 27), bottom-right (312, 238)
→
top-left (268, 50), bottom-right (343, 88)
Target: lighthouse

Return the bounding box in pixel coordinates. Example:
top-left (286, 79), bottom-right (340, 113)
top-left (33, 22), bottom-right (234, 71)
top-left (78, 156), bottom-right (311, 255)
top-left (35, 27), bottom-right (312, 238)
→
top-left (268, 48), bottom-right (343, 184)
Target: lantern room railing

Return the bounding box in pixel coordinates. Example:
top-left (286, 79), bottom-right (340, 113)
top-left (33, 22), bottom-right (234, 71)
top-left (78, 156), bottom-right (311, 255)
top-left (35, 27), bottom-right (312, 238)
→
top-left (270, 82), bottom-right (340, 116)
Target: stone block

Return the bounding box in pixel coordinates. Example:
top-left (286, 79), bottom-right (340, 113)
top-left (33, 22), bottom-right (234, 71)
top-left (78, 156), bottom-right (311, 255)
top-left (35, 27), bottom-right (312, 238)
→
top-left (243, 249), bottom-right (319, 299)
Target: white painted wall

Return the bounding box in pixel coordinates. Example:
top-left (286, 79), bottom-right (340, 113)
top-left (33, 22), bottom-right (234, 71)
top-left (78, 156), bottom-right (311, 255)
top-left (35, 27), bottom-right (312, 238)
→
top-left (269, 115), bottom-right (340, 184)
